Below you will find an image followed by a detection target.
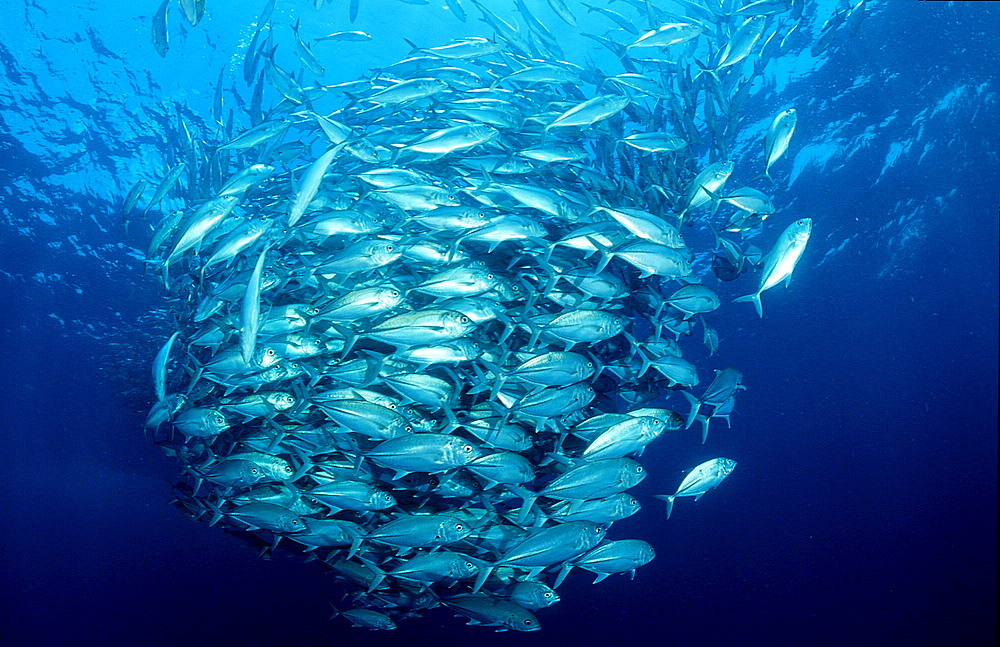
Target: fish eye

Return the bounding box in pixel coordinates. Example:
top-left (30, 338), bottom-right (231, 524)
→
top-left (455, 523), bottom-right (465, 531)
top-left (636, 466), bottom-right (644, 473)
top-left (543, 592), bottom-right (552, 598)
top-left (266, 348), bottom-right (276, 355)
top-left (486, 273), bottom-right (494, 279)
top-left (459, 315), bottom-right (470, 324)
top-left (386, 244), bottom-right (394, 251)
top-left (404, 425), bottom-right (412, 432)
top-left (390, 290), bottom-right (400, 296)
top-left (524, 620), bottom-right (534, 626)
top-left (251, 468), bottom-right (259, 474)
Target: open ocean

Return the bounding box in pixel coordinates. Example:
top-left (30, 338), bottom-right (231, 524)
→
top-left (1, 1), bottom-right (996, 646)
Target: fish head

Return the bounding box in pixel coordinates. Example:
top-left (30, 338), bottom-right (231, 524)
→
top-left (512, 582), bottom-right (559, 609)
top-left (451, 557), bottom-right (480, 579)
top-left (376, 287), bottom-right (405, 309)
top-left (267, 392), bottom-right (296, 411)
top-left (276, 461), bottom-right (295, 479)
top-left (371, 490), bottom-right (397, 510)
top-left (253, 346), bottom-right (281, 369)
top-left (792, 218), bottom-right (813, 240)
top-left (280, 514), bottom-right (306, 534)
top-left (206, 410), bottom-right (229, 433)
top-left (439, 517), bottom-right (472, 542)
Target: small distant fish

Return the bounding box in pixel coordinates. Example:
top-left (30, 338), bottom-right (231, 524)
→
top-left (314, 31), bottom-right (373, 43)
top-left (122, 179), bottom-right (146, 229)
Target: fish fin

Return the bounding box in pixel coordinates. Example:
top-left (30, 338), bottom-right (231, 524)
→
top-left (347, 537), bottom-right (363, 560)
top-left (694, 492), bottom-right (705, 502)
top-left (680, 390), bottom-right (701, 429)
top-left (652, 494), bottom-right (675, 519)
top-left (586, 236), bottom-right (615, 274)
top-left (591, 572), bottom-right (610, 584)
top-left (514, 492), bottom-right (538, 526)
top-left (472, 565), bottom-right (494, 594)
top-left (733, 292), bottom-right (763, 317)
top-left (553, 563), bottom-right (573, 588)
top-left (205, 499), bottom-right (225, 526)
top-left (698, 414), bottom-right (711, 444)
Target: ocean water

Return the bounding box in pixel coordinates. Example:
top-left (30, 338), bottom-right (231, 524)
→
top-left (1, 1), bottom-right (996, 646)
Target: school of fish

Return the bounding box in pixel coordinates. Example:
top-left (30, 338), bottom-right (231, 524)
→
top-left (137, 0), bottom-right (845, 632)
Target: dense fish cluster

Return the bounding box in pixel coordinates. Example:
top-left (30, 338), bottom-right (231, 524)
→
top-left (139, 0), bottom-right (829, 632)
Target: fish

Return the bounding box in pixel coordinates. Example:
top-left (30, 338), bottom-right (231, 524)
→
top-left (625, 23), bottom-right (702, 52)
top-left (442, 595), bottom-right (540, 631)
top-left (138, 2), bottom-right (826, 627)
top-left (681, 367), bottom-right (745, 441)
top-left (315, 31), bottom-right (372, 42)
top-left (735, 218), bottom-right (812, 316)
top-left (553, 539), bottom-right (655, 586)
top-left (654, 458), bottom-right (737, 519)
top-left (143, 163), bottom-right (186, 217)
top-left (122, 179), bottom-right (146, 228)
top-left (288, 144), bottom-right (345, 226)
top-left (544, 94), bottom-right (631, 136)
top-left (218, 121), bottom-right (290, 151)
top-left (759, 108), bottom-right (797, 184)
top-left (178, 0), bottom-right (206, 27)
top-left (151, 0), bottom-right (169, 58)
top-left (152, 331), bottom-right (180, 403)
top-left (240, 246), bottom-right (269, 364)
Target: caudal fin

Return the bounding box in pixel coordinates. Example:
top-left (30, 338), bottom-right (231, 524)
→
top-left (680, 390), bottom-right (701, 430)
top-left (472, 564), bottom-right (495, 594)
top-left (652, 494), bottom-right (676, 520)
top-left (734, 292), bottom-right (763, 318)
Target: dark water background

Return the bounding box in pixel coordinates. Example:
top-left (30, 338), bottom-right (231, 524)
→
top-left (1, 1), bottom-right (996, 645)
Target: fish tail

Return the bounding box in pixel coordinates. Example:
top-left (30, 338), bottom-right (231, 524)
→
top-left (698, 414), bottom-right (711, 444)
top-left (553, 562), bottom-right (574, 589)
top-left (733, 292), bottom-right (763, 318)
top-left (680, 390), bottom-right (701, 430)
top-left (652, 494), bottom-right (675, 520)
top-left (205, 499), bottom-right (225, 526)
top-left (472, 564), bottom-right (494, 594)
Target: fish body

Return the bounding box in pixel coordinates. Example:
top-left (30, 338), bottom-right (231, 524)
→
top-left (442, 595), bottom-right (540, 631)
top-left (761, 108), bottom-right (797, 183)
top-left (654, 457), bottom-right (737, 518)
top-left (735, 218), bottom-right (812, 316)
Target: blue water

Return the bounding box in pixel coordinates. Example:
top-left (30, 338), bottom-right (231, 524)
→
top-left (1, 1), bottom-right (996, 645)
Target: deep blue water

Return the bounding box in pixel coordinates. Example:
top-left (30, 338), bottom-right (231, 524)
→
top-left (1, 1), bottom-right (996, 646)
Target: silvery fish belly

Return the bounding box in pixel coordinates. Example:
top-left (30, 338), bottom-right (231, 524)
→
top-left (144, 0), bottom-right (822, 630)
